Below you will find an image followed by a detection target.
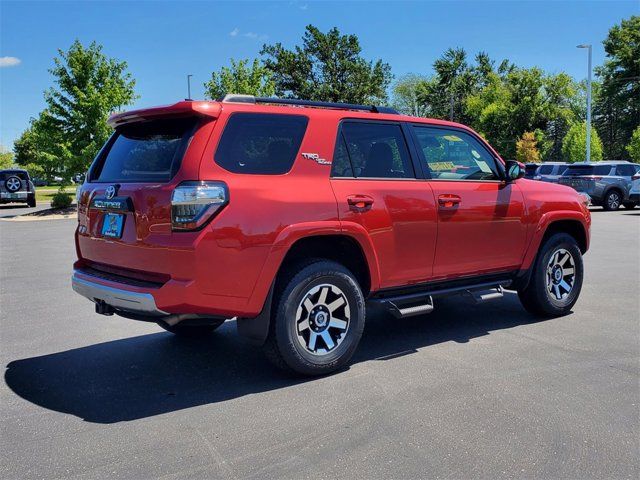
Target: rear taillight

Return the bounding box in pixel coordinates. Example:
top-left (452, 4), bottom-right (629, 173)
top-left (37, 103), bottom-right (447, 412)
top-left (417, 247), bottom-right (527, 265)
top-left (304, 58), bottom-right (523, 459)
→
top-left (171, 181), bottom-right (228, 231)
top-left (633, 174), bottom-right (640, 180)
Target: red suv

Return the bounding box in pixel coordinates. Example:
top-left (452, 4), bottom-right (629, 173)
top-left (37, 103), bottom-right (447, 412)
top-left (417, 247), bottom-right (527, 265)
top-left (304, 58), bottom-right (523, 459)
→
top-left (73, 95), bottom-right (591, 375)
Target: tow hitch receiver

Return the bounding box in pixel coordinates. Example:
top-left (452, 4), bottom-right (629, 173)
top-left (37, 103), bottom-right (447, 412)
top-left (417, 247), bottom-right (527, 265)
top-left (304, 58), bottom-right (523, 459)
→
top-left (95, 300), bottom-right (115, 316)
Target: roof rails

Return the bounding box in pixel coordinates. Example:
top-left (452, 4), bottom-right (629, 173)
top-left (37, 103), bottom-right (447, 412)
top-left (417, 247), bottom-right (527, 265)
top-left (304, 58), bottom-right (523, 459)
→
top-left (220, 94), bottom-right (399, 115)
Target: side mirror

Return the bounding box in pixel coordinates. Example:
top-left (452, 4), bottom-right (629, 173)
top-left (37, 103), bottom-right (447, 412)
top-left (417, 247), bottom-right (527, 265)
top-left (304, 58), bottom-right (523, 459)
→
top-left (505, 160), bottom-right (526, 182)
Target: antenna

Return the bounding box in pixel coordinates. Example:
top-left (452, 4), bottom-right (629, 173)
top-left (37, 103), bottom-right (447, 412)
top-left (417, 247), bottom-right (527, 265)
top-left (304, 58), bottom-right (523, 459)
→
top-left (186, 74), bottom-right (193, 101)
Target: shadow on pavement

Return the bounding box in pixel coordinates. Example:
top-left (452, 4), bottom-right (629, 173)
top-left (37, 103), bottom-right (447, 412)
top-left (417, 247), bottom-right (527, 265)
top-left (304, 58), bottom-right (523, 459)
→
top-left (5, 293), bottom-right (551, 423)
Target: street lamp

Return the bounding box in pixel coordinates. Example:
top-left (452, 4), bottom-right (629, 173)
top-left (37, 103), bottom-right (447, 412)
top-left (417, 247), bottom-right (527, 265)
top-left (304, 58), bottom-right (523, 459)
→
top-left (577, 44), bottom-right (592, 163)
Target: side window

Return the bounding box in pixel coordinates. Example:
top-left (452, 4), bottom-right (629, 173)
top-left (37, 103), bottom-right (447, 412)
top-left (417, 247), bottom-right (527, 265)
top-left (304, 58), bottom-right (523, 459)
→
top-left (539, 165), bottom-right (553, 175)
top-left (412, 126), bottom-right (501, 180)
top-left (594, 165), bottom-right (612, 176)
top-left (331, 135), bottom-right (354, 177)
top-left (215, 113), bottom-right (308, 175)
top-left (340, 122), bottom-right (415, 179)
top-left (616, 165), bottom-right (635, 176)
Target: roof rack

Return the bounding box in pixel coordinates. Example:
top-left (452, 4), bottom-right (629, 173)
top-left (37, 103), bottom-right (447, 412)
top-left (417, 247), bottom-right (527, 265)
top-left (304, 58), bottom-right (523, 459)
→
top-left (220, 94), bottom-right (399, 114)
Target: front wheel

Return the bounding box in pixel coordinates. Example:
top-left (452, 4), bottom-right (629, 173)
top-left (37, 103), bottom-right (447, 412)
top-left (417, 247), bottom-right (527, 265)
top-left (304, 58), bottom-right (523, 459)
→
top-left (264, 260), bottom-right (365, 376)
top-left (518, 233), bottom-right (584, 317)
top-left (603, 190), bottom-right (622, 211)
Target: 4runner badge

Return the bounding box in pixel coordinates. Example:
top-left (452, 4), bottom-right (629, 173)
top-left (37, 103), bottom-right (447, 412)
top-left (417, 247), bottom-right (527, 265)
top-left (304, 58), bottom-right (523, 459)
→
top-left (302, 152), bottom-right (331, 165)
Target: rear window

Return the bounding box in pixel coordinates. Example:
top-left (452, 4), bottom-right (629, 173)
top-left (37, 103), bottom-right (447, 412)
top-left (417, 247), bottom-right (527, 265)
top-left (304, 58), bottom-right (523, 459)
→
top-left (1, 171), bottom-right (29, 181)
top-left (538, 165), bottom-right (553, 175)
top-left (91, 118), bottom-right (197, 183)
top-left (564, 165), bottom-right (611, 176)
top-left (215, 113), bottom-right (308, 174)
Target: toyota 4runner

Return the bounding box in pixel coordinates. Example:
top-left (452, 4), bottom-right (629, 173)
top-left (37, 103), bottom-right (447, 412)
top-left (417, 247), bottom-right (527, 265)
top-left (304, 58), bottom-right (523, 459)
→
top-left (72, 95), bottom-right (591, 375)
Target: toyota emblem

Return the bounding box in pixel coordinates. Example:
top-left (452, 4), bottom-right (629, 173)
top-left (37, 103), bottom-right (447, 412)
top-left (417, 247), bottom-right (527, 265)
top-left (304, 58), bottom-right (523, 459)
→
top-left (105, 185), bottom-right (118, 199)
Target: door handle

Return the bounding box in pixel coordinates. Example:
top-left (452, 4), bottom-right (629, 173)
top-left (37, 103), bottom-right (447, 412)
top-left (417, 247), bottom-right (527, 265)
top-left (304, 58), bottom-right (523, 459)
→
top-left (347, 195), bottom-right (374, 212)
top-left (438, 194), bottom-right (461, 208)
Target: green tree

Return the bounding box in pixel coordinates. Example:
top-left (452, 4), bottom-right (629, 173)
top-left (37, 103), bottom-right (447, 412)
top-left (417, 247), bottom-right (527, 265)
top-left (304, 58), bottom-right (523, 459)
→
top-left (542, 73), bottom-right (579, 161)
top-left (562, 122), bottom-right (604, 163)
top-left (516, 132), bottom-right (541, 163)
top-left (13, 110), bottom-right (71, 182)
top-left (466, 68), bottom-right (548, 158)
top-left (261, 25), bottom-right (392, 103)
top-left (45, 40), bottom-right (137, 178)
top-left (204, 58), bottom-right (275, 100)
top-left (391, 74), bottom-right (430, 117)
top-left (626, 126), bottom-right (640, 163)
top-left (594, 16), bottom-right (640, 159)
top-left (0, 150), bottom-right (14, 169)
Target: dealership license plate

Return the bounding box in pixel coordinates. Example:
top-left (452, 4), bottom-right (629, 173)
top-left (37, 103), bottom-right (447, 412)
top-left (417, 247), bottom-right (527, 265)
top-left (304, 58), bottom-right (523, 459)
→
top-left (101, 213), bottom-right (124, 238)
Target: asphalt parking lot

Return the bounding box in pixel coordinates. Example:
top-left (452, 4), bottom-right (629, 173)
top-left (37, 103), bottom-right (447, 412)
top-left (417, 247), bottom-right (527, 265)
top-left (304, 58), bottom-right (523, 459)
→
top-left (1, 209), bottom-right (639, 479)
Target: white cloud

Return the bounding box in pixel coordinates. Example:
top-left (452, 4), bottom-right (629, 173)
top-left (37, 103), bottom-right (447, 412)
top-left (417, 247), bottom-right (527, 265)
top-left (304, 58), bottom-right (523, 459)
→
top-left (0, 56), bottom-right (21, 68)
top-left (229, 28), bottom-right (268, 41)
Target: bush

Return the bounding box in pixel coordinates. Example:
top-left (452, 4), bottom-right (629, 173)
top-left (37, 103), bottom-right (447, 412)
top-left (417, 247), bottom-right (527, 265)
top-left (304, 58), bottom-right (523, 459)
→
top-left (51, 188), bottom-right (73, 209)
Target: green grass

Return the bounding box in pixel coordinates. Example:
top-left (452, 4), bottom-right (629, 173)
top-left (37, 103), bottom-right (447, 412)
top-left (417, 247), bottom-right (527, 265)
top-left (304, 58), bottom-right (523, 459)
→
top-left (35, 186), bottom-right (76, 204)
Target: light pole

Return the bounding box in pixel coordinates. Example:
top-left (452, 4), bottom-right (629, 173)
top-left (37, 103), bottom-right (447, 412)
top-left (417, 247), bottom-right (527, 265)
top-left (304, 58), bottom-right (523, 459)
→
top-left (577, 44), bottom-right (592, 162)
top-left (186, 74), bottom-right (193, 100)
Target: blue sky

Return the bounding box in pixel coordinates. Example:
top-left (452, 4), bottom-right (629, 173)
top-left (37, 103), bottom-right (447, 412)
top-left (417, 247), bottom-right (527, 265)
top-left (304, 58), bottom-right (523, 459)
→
top-left (1, 0), bottom-right (638, 149)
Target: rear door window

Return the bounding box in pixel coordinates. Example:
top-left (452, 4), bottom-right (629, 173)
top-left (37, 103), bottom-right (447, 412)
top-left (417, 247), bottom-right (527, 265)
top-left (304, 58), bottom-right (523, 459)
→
top-left (92, 118), bottom-right (197, 183)
top-left (338, 122), bottom-right (414, 179)
top-left (214, 113), bottom-right (308, 174)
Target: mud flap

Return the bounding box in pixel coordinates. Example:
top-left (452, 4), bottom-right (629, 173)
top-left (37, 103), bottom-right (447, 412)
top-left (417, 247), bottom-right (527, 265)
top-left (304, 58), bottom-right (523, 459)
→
top-left (236, 282), bottom-right (275, 345)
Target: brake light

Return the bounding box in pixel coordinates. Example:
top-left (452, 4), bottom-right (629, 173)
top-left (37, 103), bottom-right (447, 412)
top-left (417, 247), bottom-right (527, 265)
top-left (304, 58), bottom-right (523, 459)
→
top-left (633, 174), bottom-right (640, 180)
top-left (171, 181), bottom-right (228, 231)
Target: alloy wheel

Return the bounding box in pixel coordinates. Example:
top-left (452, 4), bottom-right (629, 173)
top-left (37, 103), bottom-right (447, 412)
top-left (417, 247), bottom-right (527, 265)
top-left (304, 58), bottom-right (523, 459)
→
top-left (607, 192), bottom-right (620, 210)
top-left (5, 177), bottom-right (21, 192)
top-left (546, 248), bottom-right (576, 301)
top-left (295, 283), bottom-right (350, 355)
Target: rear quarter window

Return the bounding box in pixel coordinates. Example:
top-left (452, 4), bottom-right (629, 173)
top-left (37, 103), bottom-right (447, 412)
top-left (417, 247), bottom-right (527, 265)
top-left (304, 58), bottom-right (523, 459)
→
top-left (214, 113), bottom-right (309, 175)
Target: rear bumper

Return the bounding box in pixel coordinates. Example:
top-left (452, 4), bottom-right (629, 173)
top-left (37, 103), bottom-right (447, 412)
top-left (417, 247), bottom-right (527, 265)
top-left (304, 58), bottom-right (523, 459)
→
top-left (72, 270), bottom-right (168, 316)
top-left (0, 191), bottom-right (32, 203)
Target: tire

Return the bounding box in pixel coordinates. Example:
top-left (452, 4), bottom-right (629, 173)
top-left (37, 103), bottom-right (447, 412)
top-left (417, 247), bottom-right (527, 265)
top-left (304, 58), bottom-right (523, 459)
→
top-left (263, 259), bottom-right (365, 376)
top-left (518, 233), bottom-right (584, 317)
top-left (158, 319), bottom-right (225, 337)
top-left (603, 190), bottom-right (622, 211)
top-left (27, 197), bottom-right (36, 208)
top-left (623, 202), bottom-right (637, 210)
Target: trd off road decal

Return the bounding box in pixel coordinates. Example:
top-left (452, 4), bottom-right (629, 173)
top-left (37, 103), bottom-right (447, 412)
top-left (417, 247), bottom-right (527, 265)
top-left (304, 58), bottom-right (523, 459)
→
top-left (302, 152), bottom-right (331, 165)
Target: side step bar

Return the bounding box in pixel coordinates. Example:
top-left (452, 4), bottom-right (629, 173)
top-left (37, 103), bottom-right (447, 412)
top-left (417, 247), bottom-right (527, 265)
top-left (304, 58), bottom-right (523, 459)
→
top-left (465, 285), bottom-right (504, 304)
top-left (368, 281), bottom-right (509, 319)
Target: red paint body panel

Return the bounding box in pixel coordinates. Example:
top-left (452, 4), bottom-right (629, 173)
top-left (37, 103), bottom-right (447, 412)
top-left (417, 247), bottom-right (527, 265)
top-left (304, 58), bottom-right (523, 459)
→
top-left (74, 100), bottom-right (590, 319)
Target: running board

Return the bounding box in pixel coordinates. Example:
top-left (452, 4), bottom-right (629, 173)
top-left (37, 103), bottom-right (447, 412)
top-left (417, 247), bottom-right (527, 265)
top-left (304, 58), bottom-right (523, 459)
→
top-left (368, 279), bottom-right (510, 319)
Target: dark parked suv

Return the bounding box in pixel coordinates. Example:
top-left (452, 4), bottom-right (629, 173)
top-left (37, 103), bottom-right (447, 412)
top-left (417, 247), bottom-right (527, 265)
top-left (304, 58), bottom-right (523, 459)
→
top-left (558, 161), bottom-right (640, 210)
top-left (0, 169), bottom-right (36, 207)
